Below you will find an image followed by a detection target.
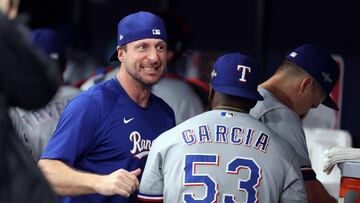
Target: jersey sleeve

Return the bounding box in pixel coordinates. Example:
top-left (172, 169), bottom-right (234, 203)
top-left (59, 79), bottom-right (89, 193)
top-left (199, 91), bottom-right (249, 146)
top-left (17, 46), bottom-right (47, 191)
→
top-left (8, 108), bottom-right (26, 142)
top-left (138, 139), bottom-right (164, 202)
top-left (280, 153), bottom-right (307, 203)
top-left (41, 94), bottom-right (100, 165)
top-left (8, 108), bottom-right (34, 157)
top-left (260, 107), bottom-right (316, 180)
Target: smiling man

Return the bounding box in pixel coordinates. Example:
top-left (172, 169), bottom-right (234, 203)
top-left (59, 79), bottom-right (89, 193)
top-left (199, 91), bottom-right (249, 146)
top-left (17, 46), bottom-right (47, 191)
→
top-left (38, 11), bottom-right (176, 203)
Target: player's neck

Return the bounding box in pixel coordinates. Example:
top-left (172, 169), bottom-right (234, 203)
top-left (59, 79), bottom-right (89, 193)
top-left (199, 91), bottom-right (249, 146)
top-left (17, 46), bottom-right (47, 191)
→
top-left (213, 105), bottom-right (248, 113)
top-left (261, 77), bottom-right (295, 111)
top-left (117, 70), bottom-right (151, 108)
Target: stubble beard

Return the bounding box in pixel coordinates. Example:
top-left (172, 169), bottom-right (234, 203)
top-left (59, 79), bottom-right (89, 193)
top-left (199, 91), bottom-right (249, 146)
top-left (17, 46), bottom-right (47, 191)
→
top-left (128, 67), bottom-right (164, 88)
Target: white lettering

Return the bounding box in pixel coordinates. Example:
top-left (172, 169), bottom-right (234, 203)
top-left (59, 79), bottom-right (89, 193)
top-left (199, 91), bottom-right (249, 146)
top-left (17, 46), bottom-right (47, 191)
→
top-left (129, 131), bottom-right (152, 159)
top-left (182, 129), bottom-right (196, 145)
top-left (181, 125), bottom-right (269, 152)
top-left (237, 65), bottom-right (251, 82)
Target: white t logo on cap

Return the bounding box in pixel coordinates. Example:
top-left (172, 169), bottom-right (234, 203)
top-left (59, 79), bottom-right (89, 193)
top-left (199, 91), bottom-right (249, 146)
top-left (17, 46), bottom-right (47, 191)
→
top-left (237, 65), bottom-right (251, 82)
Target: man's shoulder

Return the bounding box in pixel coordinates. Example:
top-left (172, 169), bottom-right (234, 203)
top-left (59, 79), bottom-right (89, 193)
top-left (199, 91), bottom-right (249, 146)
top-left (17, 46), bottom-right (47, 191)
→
top-left (151, 112), bottom-right (203, 148)
top-left (150, 93), bottom-right (176, 118)
top-left (52, 86), bottom-right (81, 102)
top-left (251, 101), bottom-right (297, 120)
top-left (236, 112), bottom-right (299, 158)
top-left (153, 77), bottom-right (200, 98)
top-left (151, 91), bottom-right (169, 106)
top-left (251, 88), bottom-right (285, 115)
top-left (83, 79), bottom-right (120, 99)
top-left (155, 77), bottom-right (190, 88)
top-left (70, 79), bottom-right (122, 113)
top-left (251, 89), bottom-right (300, 123)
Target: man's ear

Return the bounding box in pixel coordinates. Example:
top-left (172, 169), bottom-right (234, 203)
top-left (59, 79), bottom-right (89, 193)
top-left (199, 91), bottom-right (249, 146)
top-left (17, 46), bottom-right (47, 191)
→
top-left (116, 46), bottom-right (123, 62)
top-left (299, 76), bottom-right (313, 94)
top-left (206, 86), bottom-right (214, 111)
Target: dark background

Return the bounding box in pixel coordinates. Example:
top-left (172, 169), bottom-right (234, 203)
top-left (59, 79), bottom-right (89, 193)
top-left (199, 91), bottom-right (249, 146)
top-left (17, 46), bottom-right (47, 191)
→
top-left (19, 0), bottom-right (360, 147)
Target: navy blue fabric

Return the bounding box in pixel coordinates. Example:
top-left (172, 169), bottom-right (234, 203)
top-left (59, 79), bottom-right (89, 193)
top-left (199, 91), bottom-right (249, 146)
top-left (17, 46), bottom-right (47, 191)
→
top-left (42, 78), bottom-right (175, 203)
top-left (210, 52), bottom-right (263, 101)
top-left (31, 28), bottom-right (65, 62)
top-left (109, 11), bottom-right (167, 62)
top-left (301, 168), bottom-right (317, 181)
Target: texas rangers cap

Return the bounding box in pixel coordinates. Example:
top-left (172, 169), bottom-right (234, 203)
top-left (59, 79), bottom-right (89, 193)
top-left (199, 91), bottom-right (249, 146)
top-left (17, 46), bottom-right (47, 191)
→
top-left (31, 28), bottom-right (65, 62)
top-left (211, 52), bottom-right (263, 101)
top-left (109, 11), bottom-right (167, 62)
top-left (285, 44), bottom-right (340, 111)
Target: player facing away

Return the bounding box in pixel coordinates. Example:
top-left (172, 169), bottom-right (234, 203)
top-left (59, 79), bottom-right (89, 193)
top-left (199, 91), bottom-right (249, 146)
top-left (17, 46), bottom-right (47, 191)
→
top-left (250, 44), bottom-right (339, 203)
top-left (38, 11), bottom-right (175, 203)
top-left (138, 52), bottom-right (307, 203)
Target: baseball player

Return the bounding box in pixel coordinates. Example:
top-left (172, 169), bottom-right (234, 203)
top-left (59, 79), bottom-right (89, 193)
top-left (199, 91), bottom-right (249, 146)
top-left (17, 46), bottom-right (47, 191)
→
top-left (81, 10), bottom-right (204, 125)
top-left (138, 52), bottom-right (306, 203)
top-left (9, 28), bottom-right (81, 161)
top-left (250, 44), bottom-right (339, 203)
top-left (38, 11), bottom-right (175, 203)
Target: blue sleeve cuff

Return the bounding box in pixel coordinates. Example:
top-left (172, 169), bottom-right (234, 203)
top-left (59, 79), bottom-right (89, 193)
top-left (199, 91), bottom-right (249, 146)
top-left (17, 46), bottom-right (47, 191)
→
top-left (301, 166), bottom-right (317, 180)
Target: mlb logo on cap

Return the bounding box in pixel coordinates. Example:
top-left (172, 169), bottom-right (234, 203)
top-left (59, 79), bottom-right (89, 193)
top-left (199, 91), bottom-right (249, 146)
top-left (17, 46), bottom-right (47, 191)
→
top-left (285, 44), bottom-right (340, 110)
top-left (290, 52), bottom-right (297, 57)
top-left (211, 52), bottom-right (263, 101)
top-left (152, 29), bottom-right (161, 35)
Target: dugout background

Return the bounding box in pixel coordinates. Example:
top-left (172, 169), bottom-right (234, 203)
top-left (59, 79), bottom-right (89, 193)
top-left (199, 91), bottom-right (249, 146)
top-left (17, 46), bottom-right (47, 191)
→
top-left (19, 0), bottom-right (360, 147)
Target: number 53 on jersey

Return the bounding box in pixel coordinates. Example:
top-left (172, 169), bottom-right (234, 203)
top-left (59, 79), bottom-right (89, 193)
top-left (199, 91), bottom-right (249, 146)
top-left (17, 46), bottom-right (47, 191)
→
top-left (183, 154), bottom-right (262, 203)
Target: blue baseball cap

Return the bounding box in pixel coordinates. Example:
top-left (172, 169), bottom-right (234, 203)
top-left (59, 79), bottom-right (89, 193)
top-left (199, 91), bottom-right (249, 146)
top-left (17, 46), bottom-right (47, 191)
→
top-left (109, 11), bottom-right (167, 62)
top-left (31, 28), bottom-right (65, 62)
top-left (210, 52), bottom-right (263, 101)
top-left (285, 44), bottom-right (340, 111)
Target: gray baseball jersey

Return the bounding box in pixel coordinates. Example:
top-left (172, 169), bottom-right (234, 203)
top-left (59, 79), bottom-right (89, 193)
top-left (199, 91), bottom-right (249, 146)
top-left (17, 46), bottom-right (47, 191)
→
top-left (139, 110), bottom-right (306, 203)
top-left (250, 87), bottom-right (315, 180)
top-left (9, 86), bottom-right (81, 161)
top-left (152, 77), bottom-right (204, 124)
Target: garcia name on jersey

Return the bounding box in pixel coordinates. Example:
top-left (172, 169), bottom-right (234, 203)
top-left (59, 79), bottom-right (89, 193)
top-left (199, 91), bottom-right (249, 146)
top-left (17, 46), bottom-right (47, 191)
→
top-left (181, 117), bottom-right (270, 153)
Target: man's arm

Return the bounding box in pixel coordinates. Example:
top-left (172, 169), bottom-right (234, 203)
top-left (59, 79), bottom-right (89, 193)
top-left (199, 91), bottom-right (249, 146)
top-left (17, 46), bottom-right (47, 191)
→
top-left (38, 159), bottom-right (141, 197)
top-left (138, 138), bottom-right (165, 202)
top-left (305, 179), bottom-right (337, 203)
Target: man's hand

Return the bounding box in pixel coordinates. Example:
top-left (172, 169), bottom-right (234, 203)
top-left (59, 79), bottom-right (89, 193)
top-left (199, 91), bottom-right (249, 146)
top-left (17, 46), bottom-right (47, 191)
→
top-left (95, 168), bottom-right (141, 197)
